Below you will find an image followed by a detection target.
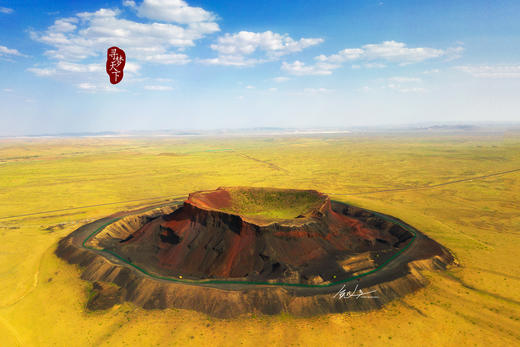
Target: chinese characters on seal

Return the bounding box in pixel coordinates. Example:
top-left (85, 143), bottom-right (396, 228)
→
top-left (106, 47), bottom-right (126, 84)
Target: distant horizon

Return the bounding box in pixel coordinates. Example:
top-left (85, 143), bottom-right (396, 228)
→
top-left (3, 121), bottom-right (519, 139)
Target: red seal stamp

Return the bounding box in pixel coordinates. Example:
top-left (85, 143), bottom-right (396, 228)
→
top-left (106, 47), bottom-right (126, 84)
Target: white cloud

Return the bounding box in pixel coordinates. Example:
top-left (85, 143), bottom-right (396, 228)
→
top-left (28, 61), bottom-right (140, 76)
top-left (359, 41), bottom-right (446, 63)
top-left (284, 41), bottom-right (462, 76)
top-left (352, 63), bottom-right (386, 69)
top-left (49, 18), bottom-right (78, 33)
top-left (315, 48), bottom-right (364, 63)
top-left (281, 60), bottom-right (336, 76)
top-left (351, 63), bottom-right (387, 69)
top-left (211, 31), bottom-right (322, 57)
top-left (76, 82), bottom-right (125, 92)
top-left (2, 88), bottom-right (13, 92)
top-left (0, 7), bottom-right (13, 14)
top-left (122, 0), bottom-right (137, 9)
top-left (445, 46), bottom-right (464, 61)
top-left (203, 31), bottom-right (323, 66)
top-left (423, 68), bottom-right (440, 74)
top-left (387, 84), bottom-right (427, 93)
top-left (77, 82), bottom-right (97, 90)
top-left (135, 0), bottom-right (216, 25)
top-left (29, 2), bottom-right (217, 88)
top-left (273, 76), bottom-right (290, 83)
top-left (386, 76), bottom-right (425, 93)
top-left (32, 8), bottom-right (218, 62)
top-left (456, 65), bottom-right (520, 78)
top-left (144, 85), bottom-right (173, 91)
top-left (268, 87), bottom-right (277, 92)
top-left (28, 59), bottom-right (140, 94)
top-left (302, 87), bottom-right (334, 94)
top-left (363, 62), bottom-right (386, 68)
top-left (200, 55), bottom-right (263, 67)
top-left (245, 85), bottom-right (255, 89)
top-left (57, 61), bottom-right (103, 73)
top-left (27, 67), bottom-right (56, 76)
top-left (142, 53), bottom-right (190, 64)
top-left (357, 77), bottom-right (424, 94)
top-left (389, 76), bottom-right (422, 83)
top-left (30, 3), bottom-right (218, 75)
top-left (0, 45), bottom-right (24, 57)
top-left (154, 77), bottom-right (174, 82)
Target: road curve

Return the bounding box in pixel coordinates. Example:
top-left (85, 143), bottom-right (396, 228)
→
top-left (63, 200), bottom-right (453, 296)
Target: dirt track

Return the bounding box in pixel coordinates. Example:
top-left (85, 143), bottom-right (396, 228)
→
top-left (3, 167), bottom-right (518, 221)
top-left (329, 168), bottom-right (520, 196)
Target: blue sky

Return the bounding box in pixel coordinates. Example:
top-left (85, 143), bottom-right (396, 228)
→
top-left (0, 0), bottom-right (519, 135)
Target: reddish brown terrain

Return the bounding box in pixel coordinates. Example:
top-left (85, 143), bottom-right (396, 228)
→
top-left (56, 187), bottom-right (454, 317)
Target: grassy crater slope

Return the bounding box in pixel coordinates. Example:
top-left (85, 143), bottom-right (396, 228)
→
top-left (194, 187), bottom-right (326, 220)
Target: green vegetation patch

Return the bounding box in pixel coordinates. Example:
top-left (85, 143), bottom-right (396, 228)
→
top-left (219, 188), bottom-right (324, 220)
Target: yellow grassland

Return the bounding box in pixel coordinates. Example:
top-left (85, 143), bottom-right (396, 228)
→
top-left (0, 133), bottom-right (519, 346)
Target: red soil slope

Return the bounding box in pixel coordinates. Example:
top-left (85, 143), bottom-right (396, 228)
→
top-left (105, 187), bottom-right (411, 284)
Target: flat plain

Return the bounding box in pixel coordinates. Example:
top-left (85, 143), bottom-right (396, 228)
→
top-left (0, 132), bottom-right (519, 346)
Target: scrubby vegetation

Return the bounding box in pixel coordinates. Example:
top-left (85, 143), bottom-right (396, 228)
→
top-left (220, 187), bottom-right (324, 219)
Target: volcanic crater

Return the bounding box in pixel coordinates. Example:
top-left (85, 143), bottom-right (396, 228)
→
top-left (56, 187), bottom-right (454, 317)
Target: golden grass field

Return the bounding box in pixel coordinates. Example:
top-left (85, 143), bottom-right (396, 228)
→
top-left (0, 132), bottom-right (519, 346)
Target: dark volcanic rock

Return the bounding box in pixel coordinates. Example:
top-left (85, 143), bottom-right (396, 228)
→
top-left (86, 281), bottom-right (124, 311)
top-left (55, 187), bottom-right (455, 317)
